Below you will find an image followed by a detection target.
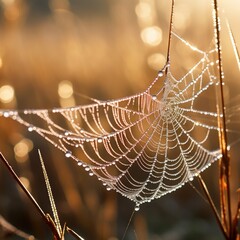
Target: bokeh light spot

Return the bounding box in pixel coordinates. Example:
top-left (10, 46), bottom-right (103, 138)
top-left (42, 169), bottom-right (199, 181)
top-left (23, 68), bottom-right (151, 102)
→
top-left (147, 53), bottom-right (166, 70)
top-left (141, 26), bottom-right (162, 46)
top-left (135, 2), bottom-right (153, 24)
top-left (2, 0), bottom-right (15, 5)
top-left (58, 80), bottom-right (73, 99)
top-left (14, 138), bottom-right (33, 161)
top-left (0, 85), bottom-right (15, 103)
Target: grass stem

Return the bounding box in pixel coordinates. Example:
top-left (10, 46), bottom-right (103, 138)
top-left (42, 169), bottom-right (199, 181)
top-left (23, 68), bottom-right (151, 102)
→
top-left (212, 0), bottom-right (232, 237)
top-left (198, 175), bottom-right (228, 239)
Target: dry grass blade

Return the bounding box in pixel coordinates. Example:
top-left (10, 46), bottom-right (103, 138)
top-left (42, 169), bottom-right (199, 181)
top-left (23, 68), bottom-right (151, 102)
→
top-left (38, 150), bottom-right (85, 240)
top-left (38, 150), bottom-right (62, 237)
top-left (213, 0), bottom-right (232, 237)
top-left (0, 153), bottom-right (46, 220)
top-left (61, 223), bottom-right (67, 240)
top-left (198, 175), bottom-right (228, 238)
top-left (67, 227), bottom-right (85, 240)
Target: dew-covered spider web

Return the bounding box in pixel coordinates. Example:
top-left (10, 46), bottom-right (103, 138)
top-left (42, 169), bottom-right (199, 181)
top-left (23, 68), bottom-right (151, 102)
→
top-left (0, 28), bottom-right (223, 209)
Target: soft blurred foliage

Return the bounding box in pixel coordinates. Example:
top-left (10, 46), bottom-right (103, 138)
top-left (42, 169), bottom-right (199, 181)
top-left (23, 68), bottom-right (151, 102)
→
top-left (0, 0), bottom-right (239, 239)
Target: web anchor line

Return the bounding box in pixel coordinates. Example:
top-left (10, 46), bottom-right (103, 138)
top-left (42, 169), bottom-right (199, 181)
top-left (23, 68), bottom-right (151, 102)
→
top-left (0, 32), bottom-right (223, 207)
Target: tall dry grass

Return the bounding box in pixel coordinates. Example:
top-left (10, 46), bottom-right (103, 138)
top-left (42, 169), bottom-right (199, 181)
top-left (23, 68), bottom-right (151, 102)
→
top-left (0, 0), bottom-right (239, 239)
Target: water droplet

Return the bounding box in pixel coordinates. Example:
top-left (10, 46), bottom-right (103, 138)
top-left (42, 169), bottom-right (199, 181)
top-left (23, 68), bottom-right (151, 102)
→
top-left (189, 176), bottom-right (194, 181)
top-left (85, 167), bottom-right (90, 171)
top-left (89, 172), bottom-right (94, 176)
top-left (97, 138), bottom-right (103, 143)
top-left (3, 111), bottom-right (10, 118)
top-left (65, 151), bottom-right (72, 158)
top-left (152, 95), bottom-right (157, 100)
top-left (28, 125), bottom-right (35, 132)
top-left (77, 161), bottom-right (82, 166)
top-left (135, 205), bottom-right (140, 211)
top-left (64, 131), bottom-right (70, 136)
top-left (158, 71), bottom-right (164, 77)
top-left (106, 187), bottom-right (111, 191)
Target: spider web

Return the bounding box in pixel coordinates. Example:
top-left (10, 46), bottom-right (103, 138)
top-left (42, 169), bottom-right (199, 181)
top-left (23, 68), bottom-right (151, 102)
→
top-left (0, 31), bottom-right (222, 208)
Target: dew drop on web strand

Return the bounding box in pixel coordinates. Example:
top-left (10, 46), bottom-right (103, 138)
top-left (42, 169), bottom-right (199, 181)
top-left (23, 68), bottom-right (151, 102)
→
top-left (77, 160), bottom-right (82, 166)
top-left (151, 95), bottom-right (157, 100)
top-left (158, 70), bottom-right (164, 78)
top-left (65, 150), bottom-right (72, 158)
top-left (3, 111), bottom-right (10, 118)
top-left (28, 125), bottom-right (35, 132)
top-left (135, 204), bottom-right (140, 211)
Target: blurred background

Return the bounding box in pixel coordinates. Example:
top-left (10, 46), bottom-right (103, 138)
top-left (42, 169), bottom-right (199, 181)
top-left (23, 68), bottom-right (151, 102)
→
top-left (0, 0), bottom-right (239, 239)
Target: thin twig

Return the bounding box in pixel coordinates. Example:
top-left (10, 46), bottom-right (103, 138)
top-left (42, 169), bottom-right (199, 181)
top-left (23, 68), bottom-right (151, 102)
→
top-left (198, 175), bottom-right (228, 239)
top-left (67, 227), bottom-right (85, 240)
top-left (0, 153), bottom-right (46, 219)
top-left (212, 0), bottom-right (232, 237)
top-left (166, 0), bottom-right (175, 66)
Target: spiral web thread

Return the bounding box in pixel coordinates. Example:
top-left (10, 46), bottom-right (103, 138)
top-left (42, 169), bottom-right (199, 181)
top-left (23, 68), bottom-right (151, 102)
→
top-left (0, 31), bottom-right (222, 209)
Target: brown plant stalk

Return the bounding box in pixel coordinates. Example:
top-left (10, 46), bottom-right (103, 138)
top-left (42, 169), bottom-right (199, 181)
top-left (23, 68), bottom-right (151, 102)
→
top-left (213, 0), bottom-right (233, 238)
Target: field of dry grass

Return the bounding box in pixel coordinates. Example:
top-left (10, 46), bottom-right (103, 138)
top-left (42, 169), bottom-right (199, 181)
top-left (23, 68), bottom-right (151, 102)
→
top-left (0, 0), bottom-right (239, 239)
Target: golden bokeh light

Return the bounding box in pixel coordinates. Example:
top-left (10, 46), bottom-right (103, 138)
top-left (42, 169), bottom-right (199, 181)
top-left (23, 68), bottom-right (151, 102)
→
top-left (135, 2), bottom-right (153, 25)
top-left (147, 53), bottom-right (166, 70)
top-left (174, 4), bottom-right (191, 31)
top-left (3, 0), bottom-right (21, 22)
top-left (0, 85), bottom-right (15, 104)
top-left (58, 80), bottom-right (74, 99)
top-left (2, 0), bottom-right (15, 5)
top-left (141, 26), bottom-right (162, 46)
top-left (14, 138), bottom-right (33, 162)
